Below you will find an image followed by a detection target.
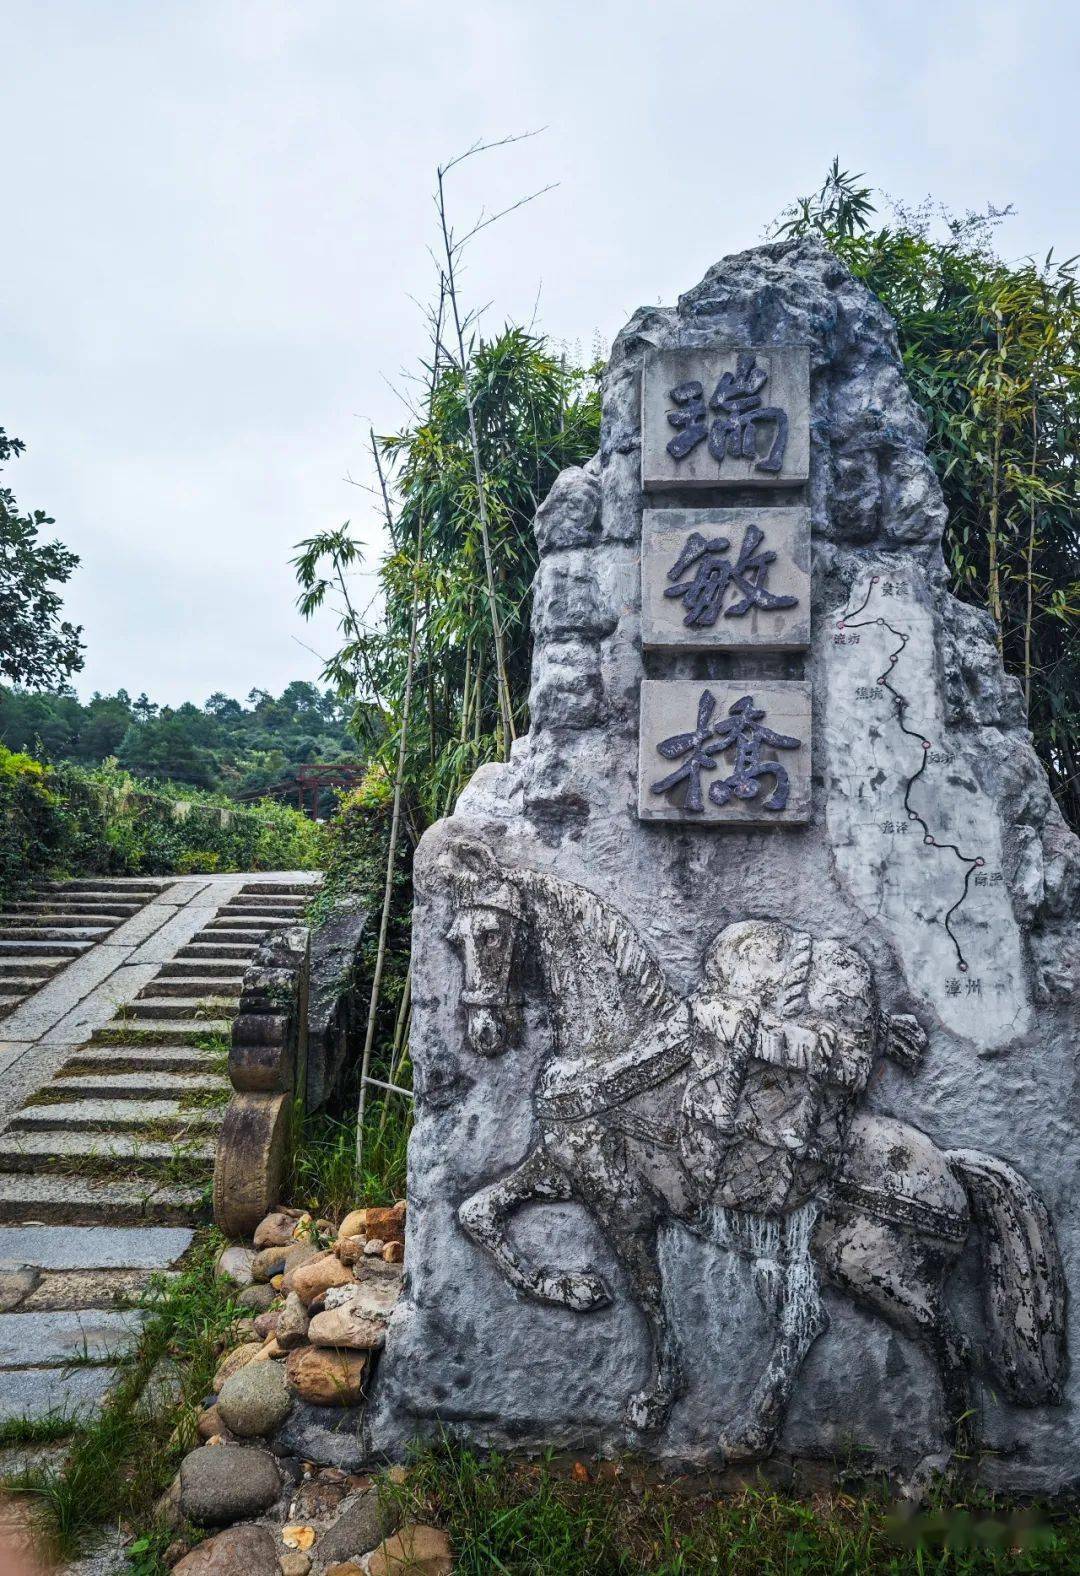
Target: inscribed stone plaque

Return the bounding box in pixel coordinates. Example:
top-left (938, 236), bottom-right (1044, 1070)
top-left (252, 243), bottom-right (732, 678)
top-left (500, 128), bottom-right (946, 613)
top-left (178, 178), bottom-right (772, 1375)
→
top-left (640, 506), bottom-right (810, 651)
top-left (638, 679), bottom-right (811, 825)
top-left (641, 346), bottom-right (809, 491)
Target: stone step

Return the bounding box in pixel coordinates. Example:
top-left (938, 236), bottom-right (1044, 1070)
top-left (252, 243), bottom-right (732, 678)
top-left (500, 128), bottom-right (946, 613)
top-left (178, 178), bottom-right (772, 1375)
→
top-left (174, 942), bottom-right (258, 961)
top-left (146, 976), bottom-right (245, 997)
top-left (124, 997), bottom-right (239, 1020)
top-left (50, 1068), bottom-right (225, 1097)
top-left (0, 993), bottom-right (28, 1010)
top-left (6, 900), bottom-right (142, 916)
top-left (155, 960), bottom-right (246, 979)
top-left (223, 901), bottom-right (307, 914)
top-left (11, 1099), bottom-right (224, 1133)
top-left (0, 939), bottom-right (90, 957)
top-left (239, 881), bottom-right (319, 895)
top-left (44, 879), bottom-right (165, 892)
top-left (0, 920), bottom-right (113, 932)
top-left (61, 1045), bottom-right (225, 1075)
top-left (216, 904), bottom-right (302, 918)
top-left (0, 957), bottom-right (65, 976)
top-left (202, 920), bottom-right (275, 934)
top-left (0, 1130), bottom-right (216, 1176)
top-left (0, 1309), bottom-right (145, 1367)
top-left (0, 1172), bottom-right (205, 1224)
top-left (90, 1019), bottom-right (231, 1045)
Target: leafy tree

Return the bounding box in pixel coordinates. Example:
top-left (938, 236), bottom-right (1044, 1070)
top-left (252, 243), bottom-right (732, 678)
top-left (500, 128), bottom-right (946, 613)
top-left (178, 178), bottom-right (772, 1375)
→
top-left (0, 429), bottom-right (84, 688)
top-left (774, 167), bottom-right (1080, 827)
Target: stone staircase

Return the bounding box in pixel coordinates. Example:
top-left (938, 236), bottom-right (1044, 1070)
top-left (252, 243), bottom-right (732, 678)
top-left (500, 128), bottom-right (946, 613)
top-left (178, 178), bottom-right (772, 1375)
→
top-left (0, 878), bottom-right (165, 1019)
top-left (0, 874), bottom-right (319, 1432)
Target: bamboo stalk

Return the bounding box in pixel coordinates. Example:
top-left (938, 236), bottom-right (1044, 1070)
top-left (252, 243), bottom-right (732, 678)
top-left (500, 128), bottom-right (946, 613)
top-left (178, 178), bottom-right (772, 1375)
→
top-left (356, 290), bottom-right (444, 1166)
top-left (1023, 383), bottom-right (1038, 720)
top-left (436, 163), bottom-right (516, 761)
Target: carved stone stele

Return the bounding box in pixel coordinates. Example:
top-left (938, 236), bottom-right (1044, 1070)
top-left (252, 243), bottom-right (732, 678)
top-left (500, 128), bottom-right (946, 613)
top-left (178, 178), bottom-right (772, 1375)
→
top-left (369, 240), bottom-right (1079, 1490)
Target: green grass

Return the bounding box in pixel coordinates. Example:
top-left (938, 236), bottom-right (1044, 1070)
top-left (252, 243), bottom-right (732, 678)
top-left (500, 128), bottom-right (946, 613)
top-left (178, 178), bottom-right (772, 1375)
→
top-left (387, 1444), bottom-right (1080, 1575)
top-left (3, 1230), bottom-right (241, 1564)
top-left (0, 1414), bottom-right (76, 1449)
top-left (288, 1095), bottom-right (410, 1217)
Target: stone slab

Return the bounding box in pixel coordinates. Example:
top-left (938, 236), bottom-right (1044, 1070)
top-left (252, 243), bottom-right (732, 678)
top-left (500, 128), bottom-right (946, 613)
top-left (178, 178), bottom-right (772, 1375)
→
top-left (641, 345), bottom-right (809, 490)
top-left (638, 679), bottom-right (811, 824)
top-left (0, 1309), bottom-right (144, 1367)
top-left (0, 1224), bottom-right (192, 1270)
top-left (0, 1362), bottom-right (117, 1423)
top-left (640, 507), bottom-right (810, 651)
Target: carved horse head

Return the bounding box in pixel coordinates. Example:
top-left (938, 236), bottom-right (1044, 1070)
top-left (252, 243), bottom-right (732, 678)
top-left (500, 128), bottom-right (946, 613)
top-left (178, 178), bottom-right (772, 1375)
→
top-left (444, 838), bottom-right (525, 1057)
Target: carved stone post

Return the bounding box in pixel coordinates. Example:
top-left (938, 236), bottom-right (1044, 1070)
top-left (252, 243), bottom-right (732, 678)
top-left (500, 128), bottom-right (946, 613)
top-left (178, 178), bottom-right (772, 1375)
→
top-left (213, 925), bottom-right (309, 1239)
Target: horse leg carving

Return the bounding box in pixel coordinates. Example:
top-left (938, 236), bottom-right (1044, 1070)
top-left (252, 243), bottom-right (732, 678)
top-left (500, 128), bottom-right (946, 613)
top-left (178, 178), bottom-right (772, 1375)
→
top-left (458, 1146), bottom-right (612, 1312)
top-left (590, 1199), bottom-right (683, 1434)
top-left (817, 1210), bottom-right (973, 1452)
top-left (722, 1205), bottom-right (827, 1461)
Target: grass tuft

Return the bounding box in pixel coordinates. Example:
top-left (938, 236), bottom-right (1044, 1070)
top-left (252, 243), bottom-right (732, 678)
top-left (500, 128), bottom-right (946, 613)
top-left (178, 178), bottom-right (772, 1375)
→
top-left (384, 1442), bottom-right (1080, 1575)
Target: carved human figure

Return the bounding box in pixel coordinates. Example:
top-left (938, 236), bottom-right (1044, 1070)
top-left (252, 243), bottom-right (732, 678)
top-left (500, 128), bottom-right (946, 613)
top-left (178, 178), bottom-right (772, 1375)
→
top-left (442, 839), bottom-right (1066, 1460)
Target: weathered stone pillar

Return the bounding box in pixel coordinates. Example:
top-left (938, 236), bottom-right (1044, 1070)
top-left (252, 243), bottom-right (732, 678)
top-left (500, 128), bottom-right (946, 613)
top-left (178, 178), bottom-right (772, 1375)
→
top-left (370, 238), bottom-right (1078, 1490)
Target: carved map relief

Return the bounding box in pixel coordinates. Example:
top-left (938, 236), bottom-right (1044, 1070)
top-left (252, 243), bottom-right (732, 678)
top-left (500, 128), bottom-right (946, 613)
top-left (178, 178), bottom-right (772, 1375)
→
top-left (639, 680), bottom-right (811, 825)
top-left (641, 347), bottom-right (810, 491)
top-left (641, 507), bottom-right (810, 651)
top-left (824, 566), bottom-right (1032, 1049)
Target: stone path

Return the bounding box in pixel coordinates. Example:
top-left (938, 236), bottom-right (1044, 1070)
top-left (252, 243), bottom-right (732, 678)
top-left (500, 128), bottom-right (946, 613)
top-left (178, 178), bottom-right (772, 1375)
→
top-left (0, 871), bottom-right (319, 1457)
top-left (0, 877), bottom-right (167, 1021)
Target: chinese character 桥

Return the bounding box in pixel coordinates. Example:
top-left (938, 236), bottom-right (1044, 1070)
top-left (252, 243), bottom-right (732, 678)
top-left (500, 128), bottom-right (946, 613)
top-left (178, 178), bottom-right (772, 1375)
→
top-left (663, 523), bottom-right (797, 628)
top-left (651, 689), bottom-right (802, 813)
top-left (666, 353), bottom-right (789, 474)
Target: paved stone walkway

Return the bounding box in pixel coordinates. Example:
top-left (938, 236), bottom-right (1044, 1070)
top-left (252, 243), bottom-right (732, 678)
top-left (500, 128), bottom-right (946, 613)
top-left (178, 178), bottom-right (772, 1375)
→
top-left (0, 871), bottom-right (319, 1461)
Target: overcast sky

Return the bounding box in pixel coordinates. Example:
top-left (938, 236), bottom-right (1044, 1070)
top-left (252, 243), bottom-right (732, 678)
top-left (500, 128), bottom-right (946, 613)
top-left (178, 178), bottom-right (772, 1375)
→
top-left (4, 0), bottom-right (1076, 706)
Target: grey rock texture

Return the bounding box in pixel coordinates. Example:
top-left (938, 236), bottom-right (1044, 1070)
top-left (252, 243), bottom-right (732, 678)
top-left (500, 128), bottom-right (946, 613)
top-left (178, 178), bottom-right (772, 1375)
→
top-left (216, 1358), bottom-right (292, 1437)
top-left (172, 1522), bottom-right (282, 1574)
top-left (370, 238), bottom-right (1080, 1489)
top-left (179, 1443), bottom-right (281, 1524)
top-left (307, 896), bottom-right (369, 1109)
top-left (315, 1486), bottom-right (398, 1564)
top-left (273, 1399), bottom-right (367, 1470)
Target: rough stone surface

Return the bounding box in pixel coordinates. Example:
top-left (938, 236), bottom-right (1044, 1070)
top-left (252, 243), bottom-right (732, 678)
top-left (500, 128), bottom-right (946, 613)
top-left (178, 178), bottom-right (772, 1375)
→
top-left (292, 1253), bottom-right (354, 1305)
top-left (273, 1399), bottom-right (367, 1471)
top-left (337, 1211), bottom-right (367, 1241)
top-left (365, 1524), bottom-right (452, 1576)
top-left (179, 1443), bottom-right (281, 1524)
top-left (277, 1290), bottom-right (310, 1349)
top-left (236, 1282), bottom-right (277, 1314)
top-left (214, 1244), bottom-right (254, 1287)
top-left (254, 1210), bottom-right (300, 1249)
top-left (216, 1357), bottom-right (292, 1437)
top-left (370, 238), bottom-right (1080, 1491)
top-left (212, 1340), bottom-right (264, 1391)
top-left (315, 1487), bottom-right (397, 1565)
top-left (0, 1261), bottom-right (40, 1310)
top-left (286, 1344), bottom-right (367, 1406)
top-left (172, 1522), bottom-right (282, 1574)
top-left (308, 1278), bottom-right (399, 1350)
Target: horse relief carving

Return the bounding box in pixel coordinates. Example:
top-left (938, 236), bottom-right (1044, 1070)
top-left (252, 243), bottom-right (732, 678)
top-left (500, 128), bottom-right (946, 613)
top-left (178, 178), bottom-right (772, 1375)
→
top-left (443, 837), bottom-right (1066, 1459)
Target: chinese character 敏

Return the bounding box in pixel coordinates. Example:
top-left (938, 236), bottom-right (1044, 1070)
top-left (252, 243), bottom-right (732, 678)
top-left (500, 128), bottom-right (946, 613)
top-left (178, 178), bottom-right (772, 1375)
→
top-left (663, 523), bottom-right (798, 628)
top-left (651, 690), bottom-right (802, 813)
top-left (666, 353), bottom-right (789, 475)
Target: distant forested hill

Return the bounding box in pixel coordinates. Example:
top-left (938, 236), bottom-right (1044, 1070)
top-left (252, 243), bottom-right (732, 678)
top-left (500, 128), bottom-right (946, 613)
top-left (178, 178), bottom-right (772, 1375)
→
top-left (0, 680), bottom-right (362, 797)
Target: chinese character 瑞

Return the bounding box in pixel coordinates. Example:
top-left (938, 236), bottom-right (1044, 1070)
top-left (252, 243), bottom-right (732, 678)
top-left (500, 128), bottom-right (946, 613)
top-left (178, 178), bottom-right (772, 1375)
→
top-left (651, 689), bottom-right (802, 813)
top-left (666, 353), bottom-right (789, 474)
top-left (663, 524), bottom-right (797, 628)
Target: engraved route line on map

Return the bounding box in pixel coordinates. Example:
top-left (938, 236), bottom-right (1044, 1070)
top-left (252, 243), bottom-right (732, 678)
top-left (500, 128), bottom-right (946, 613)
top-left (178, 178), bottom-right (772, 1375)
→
top-left (837, 577), bottom-right (984, 972)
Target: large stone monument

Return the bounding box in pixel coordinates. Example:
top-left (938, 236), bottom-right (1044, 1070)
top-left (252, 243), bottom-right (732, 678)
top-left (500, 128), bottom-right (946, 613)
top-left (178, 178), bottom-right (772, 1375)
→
top-left (370, 238), bottom-right (1079, 1489)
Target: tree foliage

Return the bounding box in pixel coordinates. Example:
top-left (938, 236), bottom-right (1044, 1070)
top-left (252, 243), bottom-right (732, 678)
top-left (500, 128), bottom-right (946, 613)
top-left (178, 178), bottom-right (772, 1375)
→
top-left (0, 429), bottom-right (84, 689)
top-left (775, 169), bottom-right (1080, 828)
top-left (0, 679), bottom-right (359, 797)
